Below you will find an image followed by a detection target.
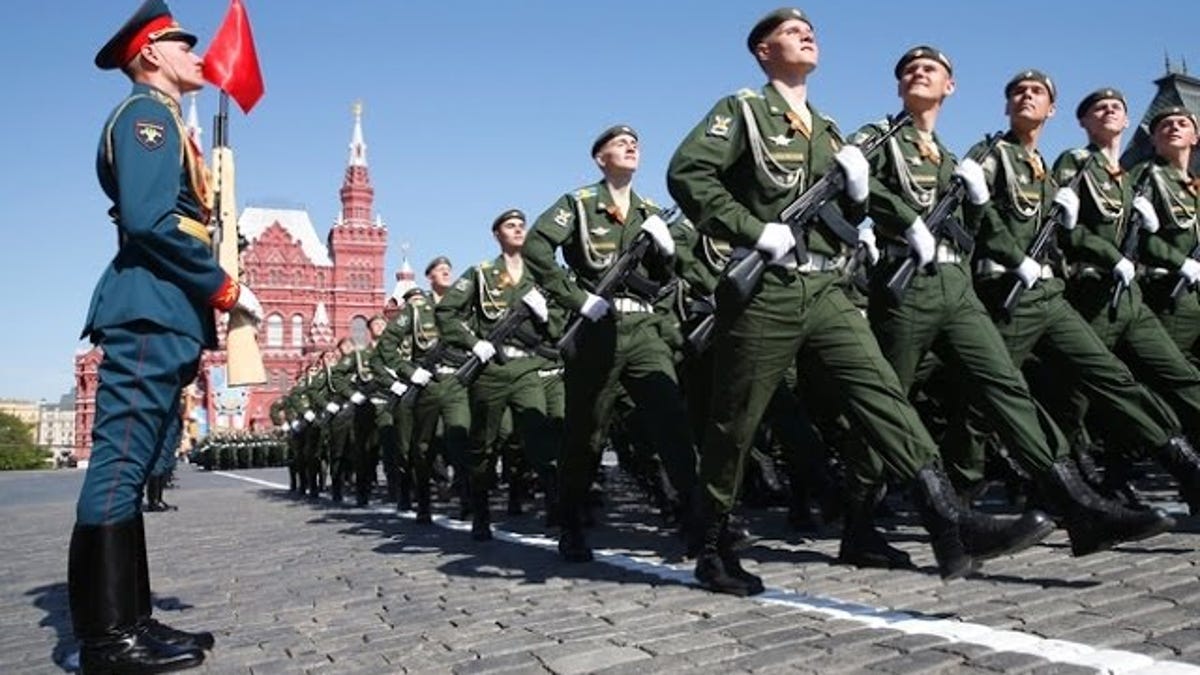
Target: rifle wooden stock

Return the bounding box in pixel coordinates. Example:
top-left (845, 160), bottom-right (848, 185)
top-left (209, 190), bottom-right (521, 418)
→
top-left (714, 110), bottom-right (912, 312)
top-left (998, 154), bottom-right (1096, 321)
top-left (212, 140), bottom-right (266, 386)
top-left (884, 131), bottom-right (1003, 305)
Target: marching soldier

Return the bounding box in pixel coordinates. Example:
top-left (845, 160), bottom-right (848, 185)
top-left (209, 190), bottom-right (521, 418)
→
top-left (369, 312), bottom-right (417, 510)
top-left (666, 8), bottom-right (1052, 596)
top-left (69, 0), bottom-right (264, 669)
top-left (859, 48), bottom-right (1171, 565)
top-left (326, 337), bottom-right (363, 503)
top-left (1053, 94), bottom-right (1200, 480)
top-left (524, 124), bottom-right (698, 563)
top-left (435, 208), bottom-right (561, 540)
top-left (968, 70), bottom-right (1200, 512)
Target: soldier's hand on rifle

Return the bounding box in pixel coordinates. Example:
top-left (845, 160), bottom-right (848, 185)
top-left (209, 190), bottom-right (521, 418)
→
top-left (1015, 256), bottom-right (1042, 289)
top-left (905, 217), bottom-right (937, 266)
top-left (579, 293), bottom-right (610, 321)
top-left (350, 391), bottom-right (366, 405)
top-left (833, 146), bottom-right (870, 203)
top-left (234, 284), bottom-right (264, 324)
top-left (640, 215), bottom-right (675, 256)
top-left (389, 381), bottom-right (408, 397)
top-left (521, 288), bottom-right (549, 323)
top-left (472, 340), bottom-right (497, 363)
top-left (290, 420), bottom-right (301, 431)
top-left (1113, 258), bottom-right (1136, 285)
top-left (755, 222), bottom-right (795, 263)
top-left (1053, 188), bottom-right (1080, 230)
top-left (1132, 196), bottom-right (1160, 233)
top-left (303, 410), bottom-right (316, 422)
top-left (856, 225), bottom-right (880, 265)
top-left (325, 402), bottom-right (340, 414)
top-left (410, 368), bottom-right (433, 387)
top-left (954, 159), bottom-right (990, 205)
top-left (1181, 258), bottom-right (1200, 286)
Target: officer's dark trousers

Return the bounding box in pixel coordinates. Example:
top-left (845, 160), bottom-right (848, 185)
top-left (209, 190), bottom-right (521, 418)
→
top-left (76, 322), bottom-right (200, 525)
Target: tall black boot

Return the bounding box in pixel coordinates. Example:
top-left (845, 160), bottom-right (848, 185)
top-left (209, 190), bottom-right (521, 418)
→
top-left (69, 519), bottom-right (204, 673)
top-left (541, 470), bottom-right (561, 528)
top-left (1039, 458), bottom-right (1175, 556)
top-left (133, 515), bottom-right (214, 652)
top-left (144, 476), bottom-right (162, 513)
top-left (415, 475), bottom-right (433, 524)
top-left (397, 470), bottom-right (413, 512)
top-left (557, 498), bottom-right (593, 563)
top-left (507, 470), bottom-right (525, 516)
top-left (837, 488), bottom-right (915, 570)
top-left (470, 478), bottom-right (492, 542)
top-left (1157, 437), bottom-right (1200, 515)
top-left (153, 476), bottom-right (177, 512)
top-left (692, 502), bottom-right (760, 596)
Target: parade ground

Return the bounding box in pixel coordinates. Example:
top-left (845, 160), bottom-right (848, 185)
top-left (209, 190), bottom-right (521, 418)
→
top-left (7, 464), bottom-right (1200, 674)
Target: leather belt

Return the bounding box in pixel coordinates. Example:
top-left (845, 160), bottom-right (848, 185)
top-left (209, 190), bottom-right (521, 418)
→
top-left (613, 297), bottom-right (653, 314)
top-left (883, 241), bottom-right (963, 265)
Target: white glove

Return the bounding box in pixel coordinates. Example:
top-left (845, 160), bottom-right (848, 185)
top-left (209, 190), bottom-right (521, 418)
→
top-left (1112, 258), bottom-right (1136, 286)
top-left (278, 422), bottom-right (290, 432)
top-left (409, 367), bottom-right (432, 387)
top-left (472, 340), bottom-right (497, 363)
top-left (1053, 188), bottom-right (1080, 230)
top-left (953, 159), bottom-right (990, 206)
top-left (1015, 256), bottom-right (1043, 289)
top-left (350, 391), bottom-right (366, 405)
top-left (1132, 195), bottom-right (1160, 233)
top-left (1181, 258), bottom-right (1200, 284)
top-left (521, 288), bottom-right (549, 323)
top-left (905, 217), bottom-right (937, 266)
top-left (755, 222), bottom-right (796, 263)
top-left (325, 402), bottom-right (340, 415)
top-left (856, 225), bottom-right (880, 265)
top-left (290, 420), bottom-right (300, 431)
top-left (389, 381), bottom-right (408, 397)
top-left (579, 293), bottom-right (610, 322)
top-left (234, 284), bottom-right (264, 324)
top-left (834, 145), bottom-right (870, 203)
top-left (640, 215), bottom-right (675, 256)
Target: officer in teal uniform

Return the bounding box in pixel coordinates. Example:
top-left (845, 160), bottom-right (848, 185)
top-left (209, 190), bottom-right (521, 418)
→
top-left (70, 1), bottom-right (264, 671)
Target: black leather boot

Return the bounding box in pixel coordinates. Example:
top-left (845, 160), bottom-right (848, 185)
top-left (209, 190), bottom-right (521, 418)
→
top-left (397, 470), bottom-right (413, 512)
top-left (1157, 437), bottom-right (1200, 515)
top-left (414, 475), bottom-right (433, 524)
top-left (69, 519), bottom-right (204, 673)
top-left (1039, 458), bottom-right (1175, 556)
top-left (542, 473), bottom-right (561, 528)
top-left (557, 499), bottom-right (593, 563)
top-left (693, 505), bottom-right (759, 596)
top-left (837, 489), bottom-right (915, 570)
top-left (910, 465), bottom-right (976, 580)
top-left (133, 515), bottom-right (214, 652)
top-left (471, 481), bottom-right (492, 542)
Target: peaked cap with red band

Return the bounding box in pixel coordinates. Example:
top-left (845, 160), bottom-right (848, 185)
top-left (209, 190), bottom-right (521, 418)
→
top-left (95, 0), bottom-right (197, 71)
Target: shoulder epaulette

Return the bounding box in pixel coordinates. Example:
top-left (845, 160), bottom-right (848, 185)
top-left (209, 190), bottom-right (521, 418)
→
top-left (735, 88), bottom-right (761, 101)
top-left (574, 186), bottom-right (597, 200)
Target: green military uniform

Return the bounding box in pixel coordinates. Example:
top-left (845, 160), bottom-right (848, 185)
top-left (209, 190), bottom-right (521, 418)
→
top-left (970, 132), bottom-right (1181, 454)
top-left (368, 323), bottom-right (416, 509)
top-left (857, 117), bottom-right (1068, 488)
top-left (325, 350), bottom-right (359, 502)
top-left (375, 291), bottom-right (469, 521)
top-left (1054, 145), bottom-right (1200, 443)
top-left (1136, 153), bottom-right (1200, 367)
top-left (435, 255), bottom-right (561, 536)
top-left (524, 178), bottom-right (698, 553)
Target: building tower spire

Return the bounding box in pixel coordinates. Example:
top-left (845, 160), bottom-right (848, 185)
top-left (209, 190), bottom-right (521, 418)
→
top-left (349, 99), bottom-right (367, 167)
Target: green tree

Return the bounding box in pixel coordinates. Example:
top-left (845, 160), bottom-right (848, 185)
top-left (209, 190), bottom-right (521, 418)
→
top-left (0, 411), bottom-right (48, 470)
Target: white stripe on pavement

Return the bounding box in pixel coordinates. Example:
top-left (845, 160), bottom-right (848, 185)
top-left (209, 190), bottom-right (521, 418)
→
top-left (214, 470), bottom-right (1200, 675)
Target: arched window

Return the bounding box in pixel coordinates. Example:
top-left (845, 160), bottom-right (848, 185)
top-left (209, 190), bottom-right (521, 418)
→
top-left (265, 314), bottom-right (284, 347)
top-left (291, 314), bottom-right (304, 348)
top-left (350, 315), bottom-right (369, 347)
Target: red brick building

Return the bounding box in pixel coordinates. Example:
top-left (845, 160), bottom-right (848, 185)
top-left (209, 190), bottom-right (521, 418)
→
top-left (73, 102), bottom-right (394, 460)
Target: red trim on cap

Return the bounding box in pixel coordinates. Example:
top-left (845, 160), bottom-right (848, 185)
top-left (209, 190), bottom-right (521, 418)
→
top-left (209, 274), bottom-right (240, 311)
top-left (119, 15), bottom-right (176, 67)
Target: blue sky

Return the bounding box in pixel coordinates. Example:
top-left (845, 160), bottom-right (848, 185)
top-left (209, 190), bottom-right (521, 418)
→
top-left (1, 0), bottom-right (1197, 401)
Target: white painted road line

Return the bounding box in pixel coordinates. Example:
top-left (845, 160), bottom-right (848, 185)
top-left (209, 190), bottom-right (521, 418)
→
top-left (214, 470), bottom-right (1200, 675)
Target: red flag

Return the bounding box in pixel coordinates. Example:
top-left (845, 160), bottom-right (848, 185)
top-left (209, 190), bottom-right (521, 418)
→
top-left (203, 0), bottom-right (264, 113)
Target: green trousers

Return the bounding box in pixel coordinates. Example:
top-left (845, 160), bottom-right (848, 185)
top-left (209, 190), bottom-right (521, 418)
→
top-left (467, 356), bottom-right (558, 488)
top-left (410, 376), bottom-right (469, 489)
top-left (869, 262), bottom-right (1065, 482)
top-left (1143, 278), bottom-right (1200, 369)
top-left (975, 276), bottom-right (1179, 450)
top-left (1063, 277), bottom-right (1200, 442)
top-left (561, 312), bottom-right (696, 506)
top-left (701, 269), bottom-right (938, 514)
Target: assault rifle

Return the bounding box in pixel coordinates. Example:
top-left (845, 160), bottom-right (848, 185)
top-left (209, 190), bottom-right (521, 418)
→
top-left (1108, 172), bottom-right (1155, 312)
top-left (1170, 242), bottom-right (1200, 304)
top-left (453, 300), bottom-right (535, 387)
top-left (398, 343), bottom-right (449, 406)
top-left (557, 206), bottom-right (679, 361)
top-left (884, 131), bottom-right (1003, 304)
top-left (714, 110), bottom-right (912, 313)
top-left (998, 154), bottom-right (1097, 321)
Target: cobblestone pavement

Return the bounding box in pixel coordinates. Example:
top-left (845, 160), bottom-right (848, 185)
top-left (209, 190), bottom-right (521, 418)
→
top-left (4, 463), bottom-right (1200, 674)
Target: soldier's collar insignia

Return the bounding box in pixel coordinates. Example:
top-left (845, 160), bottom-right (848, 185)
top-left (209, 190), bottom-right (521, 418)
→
top-left (768, 133), bottom-right (793, 147)
top-left (135, 120), bottom-right (166, 150)
top-left (707, 115), bottom-right (732, 138)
